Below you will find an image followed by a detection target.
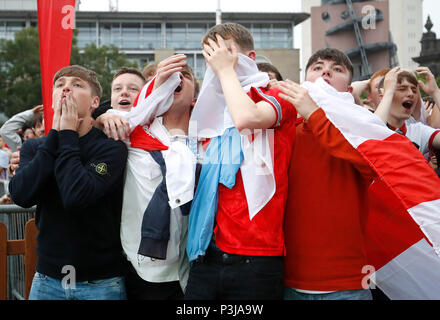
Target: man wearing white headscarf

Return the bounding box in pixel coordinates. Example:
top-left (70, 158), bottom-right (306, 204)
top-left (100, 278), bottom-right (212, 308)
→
top-left (184, 22), bottom-right (297, 300)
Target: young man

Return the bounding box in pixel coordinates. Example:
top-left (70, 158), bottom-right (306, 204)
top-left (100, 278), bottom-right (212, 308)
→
top-left (375, 67), bottom-right (440, 155)
top-left (96, 54), bottom-right (199, 300)
top-left (111, 67), bottom-right (146, 112)
top-left (184, 22), bottom-right (297, 300)
top-left (279, 48), bottom-right (376, 300)
top-left (9, 65), bottom-right (128, 300)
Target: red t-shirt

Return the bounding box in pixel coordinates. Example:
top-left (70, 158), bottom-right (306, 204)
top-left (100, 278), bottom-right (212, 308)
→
top-left (283, 108), bottom-right (377, 291)
top-left (213, 86), bottom-right (297, 256)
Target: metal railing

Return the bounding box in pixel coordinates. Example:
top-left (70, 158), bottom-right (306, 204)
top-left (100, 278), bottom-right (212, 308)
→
top-left (0, 205), bottom-right (36, 300)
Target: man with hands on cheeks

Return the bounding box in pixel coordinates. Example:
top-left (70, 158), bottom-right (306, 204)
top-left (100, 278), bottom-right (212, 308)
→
top-left (184, 23), bottom-right (297, 300)
top-left (9, 65), bottom-right (128, 300)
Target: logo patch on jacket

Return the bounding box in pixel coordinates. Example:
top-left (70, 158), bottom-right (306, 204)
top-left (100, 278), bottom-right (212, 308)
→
top-left (92, 163), bottom-right (108, 175)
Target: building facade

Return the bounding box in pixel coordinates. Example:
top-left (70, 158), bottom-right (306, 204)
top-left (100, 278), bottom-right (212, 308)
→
top-left (301, 0), bottom-right (423, 81)
top-left (0, 0), bottom-right (309, 82)
top-left (413, 16), bottom-right (440, 77)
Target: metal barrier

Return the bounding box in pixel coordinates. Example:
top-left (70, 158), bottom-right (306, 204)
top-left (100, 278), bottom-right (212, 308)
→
top-left (0, 205), bottom-right (36, 300)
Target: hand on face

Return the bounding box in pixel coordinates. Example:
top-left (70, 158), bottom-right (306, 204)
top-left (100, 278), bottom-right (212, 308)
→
top-left (383, 67), bottom-right (402, 95)
top-left (59, 92), bottom-right (82, 132)
top-left (153, 54), bottom-right (187, 91)
top-left (8, 147), bottom-right (20, 176)
top-left (202, 34), bottom-right (238, 77)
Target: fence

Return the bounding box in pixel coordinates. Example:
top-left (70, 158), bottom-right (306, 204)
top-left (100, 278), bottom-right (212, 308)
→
top-left (0, 205), bottom-right (36, 300)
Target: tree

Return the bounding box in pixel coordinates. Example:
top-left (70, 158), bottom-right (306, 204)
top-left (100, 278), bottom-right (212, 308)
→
top-left (0, 27), bottom-right (137, 119)
top-left (0, 27), bottom-right (42, 118)
top-left (70, 42), bottom-right (137, 101)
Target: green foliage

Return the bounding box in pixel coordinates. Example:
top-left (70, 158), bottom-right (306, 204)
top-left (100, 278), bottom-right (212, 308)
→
top-left (70, 42), bottom-right (137, 101)
top-left (360, 91), bottom-right (369, 100)
top-left (0, 27), bottom-right (42, 117)
top-left (0, 27), bottom-right (137, 118)
top-left (414, 72), bottom-right (440, 98)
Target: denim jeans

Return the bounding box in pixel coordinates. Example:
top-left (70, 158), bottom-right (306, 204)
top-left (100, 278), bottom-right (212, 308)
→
top-left (284, 287), bottom-right (372, 300)
top-left (184, 241), bottom-right (284, 300)
top-left (28, 272), bottom-right (127, 300)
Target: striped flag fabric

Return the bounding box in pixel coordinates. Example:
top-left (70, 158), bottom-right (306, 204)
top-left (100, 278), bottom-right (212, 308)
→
top-left (303, 78), bottom-right (440, 299)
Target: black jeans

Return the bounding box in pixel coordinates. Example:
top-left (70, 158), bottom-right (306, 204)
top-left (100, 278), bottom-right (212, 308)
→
top-left (124, 261), bottom-right (183, 300)
top-left (184, 240), bottom-right (284, 300)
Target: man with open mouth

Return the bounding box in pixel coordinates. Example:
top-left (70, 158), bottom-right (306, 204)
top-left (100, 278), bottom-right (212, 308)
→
top-left (375, 67), bottom-right (440, 155)
top-left (111, 67), bottom-right (146, 112)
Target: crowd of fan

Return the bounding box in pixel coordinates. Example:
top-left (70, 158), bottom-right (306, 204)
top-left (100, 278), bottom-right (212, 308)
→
top-left (1, 26), bottom-right (440, 300)
top-left (2, 61), bottom-right (437, 199)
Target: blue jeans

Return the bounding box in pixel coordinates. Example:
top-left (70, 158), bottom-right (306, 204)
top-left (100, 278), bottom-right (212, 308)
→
top-left (284, 287), bottom-right (372, 300)
top-left (28, 272), bottom-right (127, 300)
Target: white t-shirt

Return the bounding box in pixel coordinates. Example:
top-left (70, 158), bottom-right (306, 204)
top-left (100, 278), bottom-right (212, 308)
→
top-left (405, 119), bottom-right (440, 154)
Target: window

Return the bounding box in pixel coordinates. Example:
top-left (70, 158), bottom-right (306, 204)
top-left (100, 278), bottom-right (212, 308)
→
top-left (166, 23), bottom-right (186, 49)
top-left (176, 51), bottom-right (206, 79)
top-left (166, 23), bottom-right (212, 49)
top-left (272, 23), bottom-right (292, 49)
top-left (0, 21), bottom-right (26, 40)
top-left (99, 23), bottom-right (120, 48)
top-left (251, 23), bottom-right (292, 49)
top-left (187, 23), bottom-right (207, 49)
top-left (143, 23), bottom-right (162, 49)
top-left (252, 23), bottom-right (271, 49)
top-left (77, 22), bottom-right (96, 48)
top-left (121, 23), bottom-right (141, 49)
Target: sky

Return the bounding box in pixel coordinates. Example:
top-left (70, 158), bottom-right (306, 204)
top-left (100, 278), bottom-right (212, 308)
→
top-left (78, 0), bottom-right (440, 45)
top-left (78, 0), bottom-right (301, 13)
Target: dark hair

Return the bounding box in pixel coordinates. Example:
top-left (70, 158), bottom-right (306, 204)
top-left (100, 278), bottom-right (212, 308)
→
top-left (202, 22), bottom-right (254, 52)
top-left (257, 62), bottom-right (283, 81)
top-left (113, 67), bottom-right (146, 84)
top-left (306, 48), bottom-right (354, 83)
top-left (53, 65), bottom-right (103, 98)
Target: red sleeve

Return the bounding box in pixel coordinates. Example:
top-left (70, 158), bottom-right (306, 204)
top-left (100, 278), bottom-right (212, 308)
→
top-left (247, 86), bottom-right (297, 128)
top-left (429, 130), bottom-right (440, 152)
top-left (307, 108), bottom-right (376, 179)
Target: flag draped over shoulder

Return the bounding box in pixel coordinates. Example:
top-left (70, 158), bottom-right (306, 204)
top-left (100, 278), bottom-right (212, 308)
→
top-left (111, 72), bottom-right (197, 210)
top-left (37, 0), bottom-right (75, 134)
top-left (189, 53), bottom-right (272, 220)
top-left (303, 78), bottom-right (440, 299)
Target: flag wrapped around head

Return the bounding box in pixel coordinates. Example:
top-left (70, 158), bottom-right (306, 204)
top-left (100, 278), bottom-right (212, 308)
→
top-left (189, 54), bottom-right (275, 220)
top-left (303, 78), bottom-right (440, 299)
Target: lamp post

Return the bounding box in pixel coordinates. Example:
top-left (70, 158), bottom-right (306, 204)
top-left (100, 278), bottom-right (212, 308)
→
top-left (216, 0), bottom-right (222, 25)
